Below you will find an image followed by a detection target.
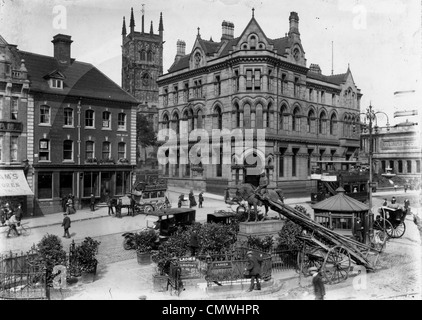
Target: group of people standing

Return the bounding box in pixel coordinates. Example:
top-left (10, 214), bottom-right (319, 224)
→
top-left (1, 202), bottom-right (23, 237)
top-left (61, 194), bottom-right (76, 215)
top-left (178, 190), bottom-right (204, 208)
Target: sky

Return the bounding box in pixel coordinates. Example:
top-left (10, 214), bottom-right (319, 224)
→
top-left (1, 0), bottom-right (421, 125)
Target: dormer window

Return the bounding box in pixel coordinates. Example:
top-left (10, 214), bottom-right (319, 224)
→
top-left (194, 52), bottom-right (201, 68)
top-left (250, 35), bottom-right (256, 50)
top-left (49, 79), bottom-right (63, 89)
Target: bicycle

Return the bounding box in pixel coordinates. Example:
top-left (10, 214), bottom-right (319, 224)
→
top-left (19, 222), bottom-right (31, 236)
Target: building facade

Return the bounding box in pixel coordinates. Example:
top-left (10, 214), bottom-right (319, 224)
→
top-left (157, 11), bottom-right (363, 195)
top-left (361, 120), bottom-right (422, 189)
top-left (7, 33), bottom-right (138, 216)
top-left (121, 7), bottom-right (163, 168)
top-left (0, 35), bottom-right (33, 214)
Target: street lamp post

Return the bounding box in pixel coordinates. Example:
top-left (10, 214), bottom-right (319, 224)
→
top-left (360, 104), bottom-right (390, 243)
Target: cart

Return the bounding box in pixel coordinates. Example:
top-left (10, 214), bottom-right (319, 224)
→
top-left (256, 194), bottom-right (386, 285)
top-left (374, 206), bottom-right (406, 239)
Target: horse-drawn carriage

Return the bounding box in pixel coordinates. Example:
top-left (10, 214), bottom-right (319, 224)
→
top-left (374, 206), bottom-right (406, 239)
top-left (130, 178), bottom-right (171, 214)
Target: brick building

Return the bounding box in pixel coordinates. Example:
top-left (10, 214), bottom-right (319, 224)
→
top-left (0, 35), bottom-right (33, 213)
top-left (157, 10), bottom-right (363, 195)
top-left (5, 33), bottom-right (138, 216)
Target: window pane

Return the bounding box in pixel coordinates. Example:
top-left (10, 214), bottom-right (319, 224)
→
top-left (10, 137), bottom-right (18, 161)
top-left (64, 108), bottom-right (73, 126)
top-left (39, 139), bottom-right (50, 161)
top-left (102, 112), bottom-right (110, 128)
top-left (86, 141), bottom-right (94, 159)
top-left (102, 142), bottom-right (110, 159)
top-left (38, 172), bottom-right (53, 199)
top-left (63, 140), bottom-right (73, 160)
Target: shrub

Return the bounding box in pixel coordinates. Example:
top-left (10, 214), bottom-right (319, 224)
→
top-left (245, 235), bottom-right (274, 252)
top-left (32, 234), bottom-right (67, 286)
top-left (276, 205), bottom-right (310, 251)
top-left (135, 228), bottom-right (159, 253)
top-left (74, 237), bottom-right (101, 273)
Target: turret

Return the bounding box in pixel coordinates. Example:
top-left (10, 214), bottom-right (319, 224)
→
top-left (129, 7), bottom-right (135, 34)
top-left (159, 12), bottom-right (164, 38)
top-left (121, 16), bottom-right (127, 42)
top-left (150, 21), bottom-right (153, 34)
top-left (288, 12), bottom-right (300, 36)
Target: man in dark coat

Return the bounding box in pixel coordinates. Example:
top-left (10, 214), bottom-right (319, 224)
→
top-left (106, 193), bottom-right (115, 216)
top-left (309, 267), bottom-right (325, 300)
top-left (62, 213), bottom-right (71, 238)
top-left (245, 251), bottom-right (263, 292)
top-left (189, 190), bottom-right (197, 208)
top-left (189, 230), bottom-right (199, 257)
top-left (198, 192), bottom-right (204, 208)
top-left (354, 217), bottom-right (364, 243)
top-left (14, 203), bottom-right (23, 226)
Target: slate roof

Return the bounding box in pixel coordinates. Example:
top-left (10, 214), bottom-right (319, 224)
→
top-left (19, 51), bottom-right (138, 104)
top-left (308, 71), bottom-right (348, 85)
top-left (312, 188), bottom-right (369, 212)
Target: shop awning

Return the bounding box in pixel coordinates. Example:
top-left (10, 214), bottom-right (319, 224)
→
top-left (0, 170), bottom-right (34, 196)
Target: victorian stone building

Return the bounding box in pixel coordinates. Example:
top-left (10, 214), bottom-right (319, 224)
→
top-left (121, 8), bottom-right (163, 167)
top-left (1, 33), bottom-right (139, 216)
top-left (157, 10), bottom-right (362, 195)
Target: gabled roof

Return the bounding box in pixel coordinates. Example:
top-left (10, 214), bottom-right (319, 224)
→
top-left (312, 188), bottom-right (369, 212)
top-left (19, 51), bottom-right (138, 104)
top-left (198, 39), bottom-right (222, 55)
top-left (43, 69), bottom-right (66, 80)
top-left (270, 37), bottom-right (289, 56)
top-left (168, 55), bottom-right (191, 73)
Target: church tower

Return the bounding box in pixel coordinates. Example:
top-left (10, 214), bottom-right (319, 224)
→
top-left (121, 6), bottom-right (164, 107)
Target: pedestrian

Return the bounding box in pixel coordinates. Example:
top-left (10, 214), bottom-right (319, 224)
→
top-left (61, 213), bottom-right (71, 238)
top-left (0, 205), bottom-right (6, 226)
top-left (116, 198), bottom-right (122, 218)
top-left (178, 194), bottom-right (184, 208)
top-left (90, 193), bottom-right (96, 212)
top-left (189, 230), bottom-right (199, 257)
top-left (354, 217), bottom-right (364, 243)
top-left (394, 185), bottom-right (398, 192)
top-left (404, 184), bottom-right (408, 193)
top-left (6, 213), bottom-right (20, 237)
top-left (309, 266), bottom-right (325, 300)
top-left (61, 194), bottom-right (67, 212)
top-left (245, 251), bottom-right (263, 292)
top-left (198, 192), bottom-right (204, 208)
top-left (189, 190), bottom-right (197, 208)
top-left (130, 194), bottom-right (136, 216)
top-left (68, 193), bottom-right (76, 212)
top-left (382, 198), bottom-right (388, 206)
top-left (14, 203), bottom-right (23, 226)
top-left (106, 192), bottom-right (115, 216)
top-left (404, 199), bottom-right (410, 215)
top-left (66, 199), bottom-right (75, 215)
top-left (4, 203), bottom-right (12, 220)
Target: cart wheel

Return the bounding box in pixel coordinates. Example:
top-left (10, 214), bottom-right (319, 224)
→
top-left (379, 219), bottom-right (395, 238)
top-left (322, 245), bottom-right (351, 285)
top-left (389, 221), bottom-right (406, 239)
top-left (144, 204), bottom-right (154, 214)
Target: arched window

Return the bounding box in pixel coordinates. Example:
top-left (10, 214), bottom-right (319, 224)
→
top-left (330, 114), bottom-right (337, 135)
top-left (197, 109), bottom-right (203, 129)
top-left (40, 105), bottom-right (50, 125)
top-left (102, 111), bottom-right (111, 129)
top-left (102, 141), bottom-right (111, 160)
top-left (292, 107), bottom-right (300, 132)
top-left (244, 104), bottom-right (251, 129)
top-left (280, 105), bottom-right (288, 131)
top-left (256, 104), bottom-right (263, 129)
top-left (147, 51), bottom-right (153, 62)
top-left (85, 110), bottom-right (95, 127)
top-left (141, 50), bottom-right (146, 61)
top-left (172, 113), bottom-right (180, 134)
top-left (307, 110), bottom-right (315, 133)
top-left (194, 52), bottom-right (201, 68)
top-left (163, 114), bottom-right (170, 129)
top-left (63, 140), bottom-right (73, 161)
top-left (190, 108), bottom-right (195, 131)
top-left (319, 111), bottom-right (327, 134)
top-left (118, 113), bottom-right (126, 130)
top-left (267, 103), bottom-right (272, 129)
top-left (235, 103), bottom-right (241, 128)
top-left (215, 106), bottom-right (223, 130)
top-left (250, 35), bottom-right (256, 50)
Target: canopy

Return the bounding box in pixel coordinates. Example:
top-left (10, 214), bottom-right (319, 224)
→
top-left (0, 170), bottom-right (34, 196)
top-left (312, 187), bottom-right (369, 212)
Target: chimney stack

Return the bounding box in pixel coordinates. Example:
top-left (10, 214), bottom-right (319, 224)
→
top-left (221, 21), bottom-right (234, 41)
top-left (52, 34), bottom-right (73, 66)
top-left (175, 40), bottom-right (186, 62)
top-left (288, 12), bottom-right (300, 36)
top-left (309, 64), bottom-right (322, 74)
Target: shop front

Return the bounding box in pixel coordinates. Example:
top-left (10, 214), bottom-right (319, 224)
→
top-left (0, 169), bottom-right (34, 217)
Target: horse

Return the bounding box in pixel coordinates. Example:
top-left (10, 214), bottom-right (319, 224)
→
top-left (235, 184), bottom-right (284, 222)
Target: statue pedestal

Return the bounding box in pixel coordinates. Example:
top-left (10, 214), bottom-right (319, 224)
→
top-left (237, 219), bottom-right (285, 242)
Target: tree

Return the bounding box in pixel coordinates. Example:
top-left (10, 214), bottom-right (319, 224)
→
top-left (136, 113), bottom-right (157, 165)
